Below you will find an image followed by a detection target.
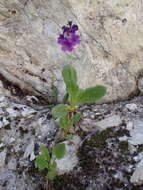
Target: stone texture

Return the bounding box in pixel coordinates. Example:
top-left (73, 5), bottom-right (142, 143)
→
top-left (96, 114), bottom-right (122, 131)
top-left (0, 150), bottom-right (6, 168)
top-left (130, 159), bottom-right (143, 185)
top-left (0, 0), bottom-right (143, 101)
top-left (23, 139), bottom-right (35, 161)
top-left (128, 119), bottom-right (143, 145)
top-left (1, 94), bottom-right (143, 188)
top-left (125, 103), bottom-right (138, 111)
top-left (138, 78), bottom-right (143, 94)
top-left (56, 135), bottom-right (81, 175)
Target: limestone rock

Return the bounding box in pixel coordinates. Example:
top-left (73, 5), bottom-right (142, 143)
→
top-left (138, 78), bottom-right (143, 94)
top-left (125, 103), bottom-right (138, 111)
top-left (0, 0), bottom-right (143, 101)
top-left (128, 119), bottom-right (143, 145)
top-left (96, 114), bottom-right (122, 131)
top-left (23, 139), bottom-right (35, 161)
top-left (0, 150), bottom-right (6, 168)
top-left (56, 135), bottom-right (81, 175)
top-left (131, 159), bottom-right (143, 185)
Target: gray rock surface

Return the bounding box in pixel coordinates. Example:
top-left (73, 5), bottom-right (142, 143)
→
top-left (131, 159), bottom-right (143, 185)
top-left (56, 135), bottom-right (81, 175)
top-left (138, 77), bottom-right (143, 94)
top-left (0, 150), bottom-right (6, 168)
top-left (128, 119), bottom-right (143, 145)
top-left (96, 114), bottom-right (122, 131)
top-left (1, 94), bottom-right (143, 188)
top-left (0, 0), bottom-right (143, 101)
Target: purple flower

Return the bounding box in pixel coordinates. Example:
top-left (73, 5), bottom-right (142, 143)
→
top-left (58, 21), bottom-right (80, 52)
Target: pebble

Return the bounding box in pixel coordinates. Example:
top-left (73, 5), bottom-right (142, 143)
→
top-left (119, 136), bottom-right (128, 141)
top-left (125, 103), bottom-right (138, 111)
top-left (96, 114), bottom-right (122, 131)
top-left (23, 140), bottom-right (35, 161)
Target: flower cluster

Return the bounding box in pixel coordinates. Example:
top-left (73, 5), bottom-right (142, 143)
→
top-left (58, 21), bottom-right (80, 52)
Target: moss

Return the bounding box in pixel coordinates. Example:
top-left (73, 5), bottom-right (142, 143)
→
top-left (53, 175), bottom-right (85, 190)
top-left (137, 144), bottom-right (143, 153)
top-left (86, 127), bottom-right (113, 149)
top-left (53, 176), bottom-right (66, 189)
top-left (49, 127), bottom-right (143, 189)
top-left (118, 141), bottom-right (129, 152)
top-left (114, 128), bottom-right (130, 137)
top-left (31, 128), bottom-right (36, 135)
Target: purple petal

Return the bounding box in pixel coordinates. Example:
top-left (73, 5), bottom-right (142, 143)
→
top-left (71, 24), bottom-right (78, 32)
top-left (62, 45), bottom-right (73, 52)
top-left (68, 21), bottom-right (72, 27)
top-left (68, 34), bottom-right (80, 46)
top-left (63, 26), bottom-right (70, 34)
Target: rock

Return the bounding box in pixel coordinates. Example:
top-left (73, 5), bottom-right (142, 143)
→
top-left (133, 152), bottom-right (143, 162)
top-left (119, 136), bottom-right (128, 141)
top-left (1, 93), bottom-right (143, 189)
top-left (80, 118), bottom-right (95, 132)
top-left (125, 103), bottom-right (138, 111)
top-left (0, 150), bottom-right (6, 168)
top-left (36, 118), bottom-right (57, 140)
top-left (126, 121), bottom-right (134, 131)
top-left (23, 139), bottom-right (35, 161)
top-left (6, 107), bottom-right (19, 117)
top-left (0, 0), bottom-right (143, 102)
top-left (128, 119), bottom-right (143, 145)
top-left (130, 159), bottom-right (143, 185)
top-left (8, 158), bottom-right (17, 170)
top-left (138, 78), bottom-right (143, 94)
top-left (0, 81), bottom-right (10, 96)
top-left (96, 114), bottom-right (122, 131)
top-left (81, 113), bottom-right (122, 132)
top-left (56, 135), bottom-right (81, 175)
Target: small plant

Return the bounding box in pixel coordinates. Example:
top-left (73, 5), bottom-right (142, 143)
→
top-left (34, 22), bottom-right (106, 181)
top-left (35, 143), bottom-right (65, 179)
top-left (52, 64), bottom-right (106, 137)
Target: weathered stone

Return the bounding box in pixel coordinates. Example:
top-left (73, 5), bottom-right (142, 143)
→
top-left (0, 0), bottom-right (143, 102)
top-left (131, 159), bottom-right (143, 185)
top-left (23, 139), bottom-right (35, 161)
top-left (0, 150), bottom-right (6, 168)
top-left (128, 119), bottom-right (143, 145)
top-left (56, 135), bottom-right (81, 175)
top-left (138, 78), bottom-right (143, 94)
top-left (125, 103), bottom-right (138, 111)
top-left (96, 114), bottom-right (122, 131)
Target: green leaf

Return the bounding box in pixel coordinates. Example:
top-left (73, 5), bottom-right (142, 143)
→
top-left (58, 114), bottom-right (72, 129)
top-left (66, 134), bottom-right (75, 140)
top-left (71, 113), bottom-right (81, 123)
top-left (35, 155), bottom-right (49, 171)
top-left (63, 93), bottom-right (69, 104)
top-left (62, 64), bottom-right (79, 106)
top-left (51, 86), bottom-right (58, 103)
top-left (47, 170), bottom-right (58, 180)
top-left (40, 145), bottom-right (50, 161)
top-left (52, 143), bottom-right (66, 159)
top-left (49, 160), bottom-right (57, 170)
top-left (77, 85), bottom-right (106, 104)
top-left (52, 104), bottom-right (69, 119)
top-left (34, 145), bottom-right (50, 171)
top-left (47, 104), bottom-right (54, 108)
